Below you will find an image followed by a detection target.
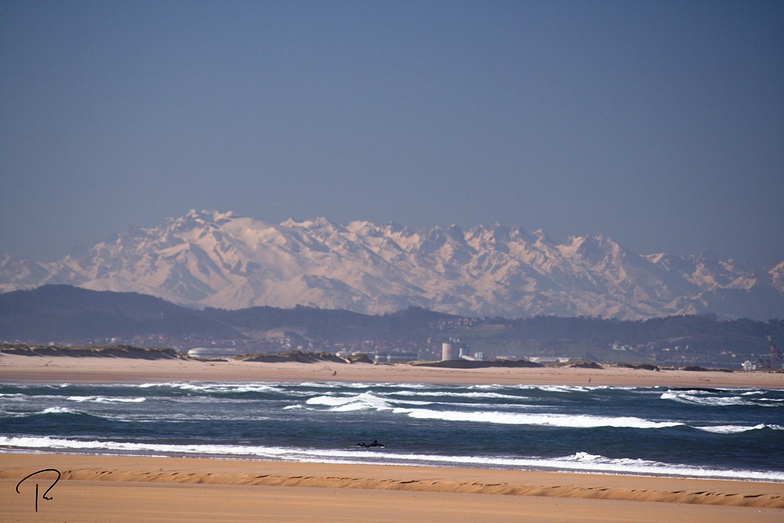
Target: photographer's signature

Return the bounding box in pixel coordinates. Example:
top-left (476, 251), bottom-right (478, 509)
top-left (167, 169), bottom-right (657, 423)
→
top-left (16, 468), bottom-right (61, 512)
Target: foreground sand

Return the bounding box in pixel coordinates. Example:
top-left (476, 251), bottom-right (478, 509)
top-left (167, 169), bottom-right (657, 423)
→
top-left (1, 355), bottom-right (782, 521)
top-left (1, 353), bottom-right (783, 388)
top-left (1, 454), bottom-right (782, 522)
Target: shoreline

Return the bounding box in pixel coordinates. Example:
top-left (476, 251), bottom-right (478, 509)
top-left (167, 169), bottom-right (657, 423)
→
top-left (2, 355), bottom-right (783, 521)
top-left (1, 453), bottom-right (782, 522)
top-left (1, 353), bottom-right (783, 388)
top-left (2, 446), bottom-right (783, 484)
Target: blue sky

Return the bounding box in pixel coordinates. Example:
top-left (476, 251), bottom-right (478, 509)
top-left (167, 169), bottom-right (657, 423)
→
top-left (1, 1), bottom-right (782, 267)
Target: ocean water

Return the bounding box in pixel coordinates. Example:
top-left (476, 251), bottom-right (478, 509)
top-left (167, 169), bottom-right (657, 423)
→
top-left (1, 382), bottom-right (782, 482)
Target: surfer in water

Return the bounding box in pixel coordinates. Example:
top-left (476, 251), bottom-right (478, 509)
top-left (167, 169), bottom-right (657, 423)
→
top-left (357, 439), bottom-right (385, 448)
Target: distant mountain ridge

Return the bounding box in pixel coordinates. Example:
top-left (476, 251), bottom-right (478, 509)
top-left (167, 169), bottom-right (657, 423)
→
top-left (2, 210), bottom-right (783, 320)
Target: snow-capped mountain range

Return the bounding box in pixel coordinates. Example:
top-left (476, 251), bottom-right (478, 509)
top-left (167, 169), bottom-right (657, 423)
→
top-left (2, 210), bottom-right (783, 320)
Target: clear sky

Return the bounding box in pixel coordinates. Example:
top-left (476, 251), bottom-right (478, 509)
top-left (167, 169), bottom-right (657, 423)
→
top-left (1, 1), bottom-right (782, 267)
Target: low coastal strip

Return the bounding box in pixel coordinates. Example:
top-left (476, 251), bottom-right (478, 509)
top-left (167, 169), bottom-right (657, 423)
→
top-left (1, 345), bottom-right (783, 388)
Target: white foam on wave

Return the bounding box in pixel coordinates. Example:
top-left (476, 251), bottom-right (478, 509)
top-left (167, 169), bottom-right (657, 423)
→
top-left (660, 391), bottom-right (757, 407)
top-left (66, 396), bottom-right (147, 404)
top-left (535, 385), bottom-right (591, 393)
top-left (136, 382), bottom-right (285, 394)
top-left (1, 406), bottom-right (87, 419)
top-left (0, 393), bottom-right (26, 399)
top-left (392, 408), bottom-right (681, 429)
top-left (694, 424), bottom-right (765, 434)
top-left (474, 384), bottom-right (628, 394)
top-left (298, 382), bottom-right (429, 389)
top-left (539, 452), bottom-right (784, 481)
top-left (306, 391), bottom-right (392, 412)
top-left (379, 398), bottom-right (434, 407)
top-left (41, 407), bottom-right (77, 415)
top-left (138, 382), bottom-right (181, 389)
top-left (1, 437), bottom-right (781, 483)
top-left (303, 382), bottom-right (390, 389)
top-left (299, 382), bottom-right (347, 388)
top-left (21, 405), bottom-right (271, 423)
top-left (183, 383), bottom-right (284, 394)
top-left (389, 390), bottom-right (526, 401)
top-left (0, 435), bottom-right (295, 459)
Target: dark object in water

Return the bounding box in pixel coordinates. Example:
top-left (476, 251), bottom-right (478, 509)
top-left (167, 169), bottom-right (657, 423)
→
top-left (357, 439), bottom-right (385, 448)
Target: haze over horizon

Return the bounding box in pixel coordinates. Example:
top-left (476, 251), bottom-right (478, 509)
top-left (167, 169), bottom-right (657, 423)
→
top-left (2, 2), bottom-right (783, 267)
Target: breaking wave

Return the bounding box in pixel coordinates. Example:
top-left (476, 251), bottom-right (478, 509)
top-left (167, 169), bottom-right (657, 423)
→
top-left (1, 436), bottom-right (781, 482)
top-left (392, 408), bottom-right (681, 429)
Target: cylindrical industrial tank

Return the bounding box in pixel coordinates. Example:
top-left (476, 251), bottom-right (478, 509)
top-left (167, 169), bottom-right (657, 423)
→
top-left (441, 342), bottom-right (454, 361)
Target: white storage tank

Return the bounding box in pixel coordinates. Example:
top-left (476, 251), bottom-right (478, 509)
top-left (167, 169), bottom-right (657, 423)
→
top-left (441, 342), bottom-right (454, 361)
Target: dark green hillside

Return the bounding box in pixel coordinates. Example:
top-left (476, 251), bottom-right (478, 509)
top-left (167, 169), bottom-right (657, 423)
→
top-left (202, 305), bottom-right (457, 342)
top-left (0, 285), bottom-right (242, 341)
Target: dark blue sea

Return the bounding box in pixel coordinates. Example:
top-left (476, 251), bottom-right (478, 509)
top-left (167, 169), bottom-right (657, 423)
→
top-left (1, 382), bottom-right (782, 481)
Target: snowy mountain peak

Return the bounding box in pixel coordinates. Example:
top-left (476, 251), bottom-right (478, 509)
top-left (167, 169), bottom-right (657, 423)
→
top-left (1, 210), bottom-right (782, 320)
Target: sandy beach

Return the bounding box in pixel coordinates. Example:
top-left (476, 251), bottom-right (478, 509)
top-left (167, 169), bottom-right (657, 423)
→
top-left (1, 354), bottom-right (783, 522)
top-left (1, 453), bottom-right (782, 522)
top-left (2, 353), bottom-right (784, 388)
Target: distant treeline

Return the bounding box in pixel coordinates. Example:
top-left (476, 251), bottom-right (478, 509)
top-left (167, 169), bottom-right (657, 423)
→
top-left (502, 314), bottom-right (781, 353)
top-left (202, 303), bottom-right (454, 340)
